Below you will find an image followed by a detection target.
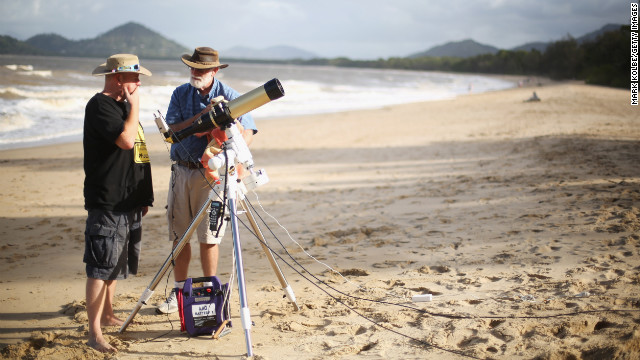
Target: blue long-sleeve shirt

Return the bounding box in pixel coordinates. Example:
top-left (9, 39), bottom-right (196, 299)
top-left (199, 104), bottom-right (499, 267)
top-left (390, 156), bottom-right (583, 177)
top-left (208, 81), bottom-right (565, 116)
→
top-left (165, 78), bottom-right (257, 162)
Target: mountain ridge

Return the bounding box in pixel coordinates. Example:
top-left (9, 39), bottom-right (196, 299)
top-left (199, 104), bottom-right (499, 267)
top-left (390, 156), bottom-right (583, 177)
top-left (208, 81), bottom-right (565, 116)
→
top-left (410, 23), bottom-right (624, 58)
top-left (3, 22), bottom-right (190, 59)
top-left (0, 22), bottom-right (626, 60)
top-left (408, 39), bottom-right (499, 58)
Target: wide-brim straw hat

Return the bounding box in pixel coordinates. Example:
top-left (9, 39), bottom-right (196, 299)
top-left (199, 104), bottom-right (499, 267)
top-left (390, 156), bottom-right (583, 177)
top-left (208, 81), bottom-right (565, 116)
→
top-left (92, 54), bottom-right (152, 76)
top-left (181, 47), bottom-right (228, 69)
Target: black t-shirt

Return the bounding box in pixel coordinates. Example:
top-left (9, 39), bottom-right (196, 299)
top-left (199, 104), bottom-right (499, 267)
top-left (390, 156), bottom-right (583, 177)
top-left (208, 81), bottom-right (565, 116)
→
top-left (83, 93), bottom-right (154, 211)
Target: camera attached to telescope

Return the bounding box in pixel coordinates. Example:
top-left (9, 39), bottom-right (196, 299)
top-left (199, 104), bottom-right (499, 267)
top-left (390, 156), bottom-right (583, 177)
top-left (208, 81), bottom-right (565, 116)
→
top-left (155, 78), bottom-right (284, 143)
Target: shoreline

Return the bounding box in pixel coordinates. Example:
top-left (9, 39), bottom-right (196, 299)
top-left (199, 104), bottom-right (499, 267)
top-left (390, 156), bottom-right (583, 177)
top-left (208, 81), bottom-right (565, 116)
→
top-left (0, 59), bottom-right (521, 153)
top-left (1, 82), bottom-right (639, 359)
top-left (0, 74), bottom-right (550, 154)
top-left (0, 68), bottom-right (551, 154)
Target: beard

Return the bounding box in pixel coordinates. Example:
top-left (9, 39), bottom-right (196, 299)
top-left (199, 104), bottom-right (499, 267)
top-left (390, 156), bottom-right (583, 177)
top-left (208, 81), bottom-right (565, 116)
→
top-left (190, 72), bottom-right (214, 90)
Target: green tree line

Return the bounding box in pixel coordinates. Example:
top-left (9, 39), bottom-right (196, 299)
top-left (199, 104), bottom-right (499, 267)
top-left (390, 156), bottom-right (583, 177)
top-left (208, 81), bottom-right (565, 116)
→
top-left (290, 25), bottom-right (632, 89)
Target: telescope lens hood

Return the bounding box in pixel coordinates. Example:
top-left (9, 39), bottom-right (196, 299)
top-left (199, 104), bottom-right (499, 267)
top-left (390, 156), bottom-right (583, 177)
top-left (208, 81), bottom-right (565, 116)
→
top-left (264, 78), bottom-right (285, 100)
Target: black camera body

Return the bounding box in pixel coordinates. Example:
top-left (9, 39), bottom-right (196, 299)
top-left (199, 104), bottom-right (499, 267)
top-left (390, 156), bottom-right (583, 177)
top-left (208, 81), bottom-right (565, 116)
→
top-left (172, 100), bottom-right (234, 142)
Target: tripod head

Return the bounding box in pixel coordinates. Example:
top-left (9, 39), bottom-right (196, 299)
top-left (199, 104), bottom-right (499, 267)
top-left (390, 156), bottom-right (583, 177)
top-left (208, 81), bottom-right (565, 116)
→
top-left (207, 122), bottom-right (269, 191)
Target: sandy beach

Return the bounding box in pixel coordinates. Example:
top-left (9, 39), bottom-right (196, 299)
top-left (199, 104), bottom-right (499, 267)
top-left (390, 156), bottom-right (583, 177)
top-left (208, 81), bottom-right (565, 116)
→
top-left (1, 82), bottom-right (639, 359)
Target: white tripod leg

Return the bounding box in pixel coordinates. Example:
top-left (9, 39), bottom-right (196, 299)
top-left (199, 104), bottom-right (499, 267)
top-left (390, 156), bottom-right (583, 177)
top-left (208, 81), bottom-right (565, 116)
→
top-left (239, 197), bottom-right (299, 311)
top-left (224, 158), bottom-right (254, 357)
top-left (120, 188), bottom-right (215, 333)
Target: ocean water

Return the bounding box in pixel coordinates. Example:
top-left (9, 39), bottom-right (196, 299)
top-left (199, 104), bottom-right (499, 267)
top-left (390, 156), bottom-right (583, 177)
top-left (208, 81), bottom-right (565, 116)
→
top-left (0, 55), bottom-right (515, 150)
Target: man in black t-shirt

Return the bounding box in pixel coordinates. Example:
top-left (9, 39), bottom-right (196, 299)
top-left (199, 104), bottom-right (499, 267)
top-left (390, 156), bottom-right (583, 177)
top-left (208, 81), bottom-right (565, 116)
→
top-left (83, 54), bottom-right (153, 353)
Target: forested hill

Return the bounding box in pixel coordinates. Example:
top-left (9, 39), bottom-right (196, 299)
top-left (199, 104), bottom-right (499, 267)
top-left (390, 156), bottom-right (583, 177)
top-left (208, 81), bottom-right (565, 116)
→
top-left (1, 22), bottom-right (189, 59)
top-left (293, 25), bottom-right (632, 89)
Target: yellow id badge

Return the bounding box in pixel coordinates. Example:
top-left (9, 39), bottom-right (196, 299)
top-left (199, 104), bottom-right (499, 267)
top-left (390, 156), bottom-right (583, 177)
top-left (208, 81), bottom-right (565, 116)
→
top-left (134, 125), bottom-right (150, 164)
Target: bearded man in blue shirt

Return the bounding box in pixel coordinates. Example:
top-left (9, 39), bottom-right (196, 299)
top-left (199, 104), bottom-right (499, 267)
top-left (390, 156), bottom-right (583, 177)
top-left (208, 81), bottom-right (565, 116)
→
top-left (157, 47), bottom-right (257, 314)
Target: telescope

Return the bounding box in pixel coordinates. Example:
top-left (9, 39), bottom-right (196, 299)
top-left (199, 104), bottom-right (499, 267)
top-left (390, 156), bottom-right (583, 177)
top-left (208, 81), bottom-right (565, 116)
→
top-left (156, 78), bottom-right (284, 143)
top-left (127, 78), bottom-right (295, 357)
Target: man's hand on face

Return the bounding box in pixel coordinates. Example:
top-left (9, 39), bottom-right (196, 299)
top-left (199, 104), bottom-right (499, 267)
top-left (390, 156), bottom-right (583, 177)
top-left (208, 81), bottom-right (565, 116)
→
top-left (121, 73), bottom-right (140, 108)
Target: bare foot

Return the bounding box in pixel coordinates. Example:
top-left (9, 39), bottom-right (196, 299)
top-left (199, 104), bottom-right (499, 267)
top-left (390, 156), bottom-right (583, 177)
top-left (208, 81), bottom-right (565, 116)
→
top-left (87, 336), bottom-right (117, 353)
top-left (101, 315), bottom-right (124, 327)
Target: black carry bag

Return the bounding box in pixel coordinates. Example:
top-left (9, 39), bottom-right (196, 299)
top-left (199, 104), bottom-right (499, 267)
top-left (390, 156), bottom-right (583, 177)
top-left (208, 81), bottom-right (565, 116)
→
top-left (176, 276), bottom-right (231, 337)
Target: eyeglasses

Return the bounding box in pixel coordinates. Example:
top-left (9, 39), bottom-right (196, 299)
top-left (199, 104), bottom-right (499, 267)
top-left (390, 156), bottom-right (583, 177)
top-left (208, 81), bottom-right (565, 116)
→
top-left (112, 64), bottom-right (140, 72)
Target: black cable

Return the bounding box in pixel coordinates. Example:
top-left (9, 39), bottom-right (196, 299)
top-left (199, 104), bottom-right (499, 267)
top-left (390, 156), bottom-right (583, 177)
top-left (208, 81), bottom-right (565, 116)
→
top-left (232, 197), bottom-right (480, 359)
top-left (134, 267), bottom-right (176, 344)
top-left (237, 197), bottom-right (640, 358)
top-left (243, 197), bottom-right (640, 320)
top-left (155, 128), bottom-right (469, 357)
top-left (214, 149), bottom-right (229, 237)
top-left (159, 122), bottom-right (639, 358)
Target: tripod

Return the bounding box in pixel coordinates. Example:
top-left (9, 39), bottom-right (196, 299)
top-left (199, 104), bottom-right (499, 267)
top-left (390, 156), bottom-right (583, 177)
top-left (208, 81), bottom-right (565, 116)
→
top-left (119, 123), bottom-right (299, 357)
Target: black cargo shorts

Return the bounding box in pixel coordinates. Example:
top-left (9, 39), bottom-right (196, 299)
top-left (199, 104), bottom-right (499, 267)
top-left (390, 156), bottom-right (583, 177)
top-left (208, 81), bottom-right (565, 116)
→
top-left (83, 208), bottom-right (142, 280)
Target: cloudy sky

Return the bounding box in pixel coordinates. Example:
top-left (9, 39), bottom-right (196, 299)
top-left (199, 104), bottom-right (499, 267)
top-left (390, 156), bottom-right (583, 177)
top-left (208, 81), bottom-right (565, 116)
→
top-left (0, 0), bottom-right (633, 59)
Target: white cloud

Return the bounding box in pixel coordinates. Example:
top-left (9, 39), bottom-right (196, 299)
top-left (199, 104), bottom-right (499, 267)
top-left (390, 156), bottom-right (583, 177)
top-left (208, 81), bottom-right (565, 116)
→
top-left (0, 0), bottom-right (631, 58)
